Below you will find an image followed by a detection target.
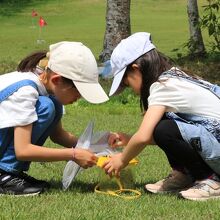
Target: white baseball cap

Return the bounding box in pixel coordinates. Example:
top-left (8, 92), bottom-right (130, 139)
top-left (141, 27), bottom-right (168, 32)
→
top-left (109, 32), bottom-right (156, 96)
top-left (48, 41), bottom-right (109, 104)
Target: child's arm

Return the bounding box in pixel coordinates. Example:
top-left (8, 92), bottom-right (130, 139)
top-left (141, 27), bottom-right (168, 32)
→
top-left (14, 124), bottom-right (97, 168)
top-left (103, 105), bottom-right (166, 176)
top-left (49, 121), bottom-right (78, 147)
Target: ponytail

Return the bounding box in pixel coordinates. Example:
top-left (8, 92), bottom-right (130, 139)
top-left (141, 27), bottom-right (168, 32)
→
top-left (17, 51), bottom-right (47, 72)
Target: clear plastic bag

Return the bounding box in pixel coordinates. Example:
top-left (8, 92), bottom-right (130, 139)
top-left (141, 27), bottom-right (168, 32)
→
top-left (62, 121), bottom-right (94, 190)
top-left (62, 121), bottom-right (118, 190)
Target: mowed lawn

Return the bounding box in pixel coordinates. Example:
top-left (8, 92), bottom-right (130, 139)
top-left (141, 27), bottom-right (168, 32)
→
top-left (0, 0), bottom-right (209, 66)
top-left (1, 0), bottom-right (219, 220)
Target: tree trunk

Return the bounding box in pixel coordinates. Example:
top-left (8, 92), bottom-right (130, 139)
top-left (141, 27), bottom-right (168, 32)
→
top-left (99, 0), bottom-right (131, 62)
top-left (187, 0), bottom-right (206, 57)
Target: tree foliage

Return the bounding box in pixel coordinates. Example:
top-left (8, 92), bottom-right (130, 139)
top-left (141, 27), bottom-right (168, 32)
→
top-left (200, 0), bottom-right (220, 51)
top-left (0, 0), bottom-right (47, 16)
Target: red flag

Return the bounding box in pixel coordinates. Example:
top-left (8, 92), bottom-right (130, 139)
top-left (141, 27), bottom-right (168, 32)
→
top-left (39, 16), bottom-right (47, 27)
top-left (32, 10), bottom-right (38, 17)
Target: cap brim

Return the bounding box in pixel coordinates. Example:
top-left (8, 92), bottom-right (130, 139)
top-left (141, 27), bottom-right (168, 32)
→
top-left (109, 67), bottom-right (126, 96)
top-left (74, 81), bottom-right (109, 104)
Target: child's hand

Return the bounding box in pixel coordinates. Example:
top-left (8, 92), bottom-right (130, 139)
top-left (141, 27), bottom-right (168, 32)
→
top-left (102, 153), bottom-right (127, 177)
top-left (74, 149), bottom-right (97, 169)
top-left (108, 132), bottom-right (131, 148)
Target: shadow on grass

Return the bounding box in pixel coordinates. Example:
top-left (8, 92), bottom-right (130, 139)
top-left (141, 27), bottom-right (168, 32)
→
top-left (49, 179), bottom-right (146, 194)
top-left (47, 180), bottom-right (181, 200)
top-left (48, 179), bottom-right (96, 193)
top-left (0, 0), bottom-right (53, 16)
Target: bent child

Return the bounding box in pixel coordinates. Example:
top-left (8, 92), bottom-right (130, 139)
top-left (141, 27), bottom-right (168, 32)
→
top-left (0, 41), bottom-right (109, 196)
top-left (104, 32), bottom-right (220, 201)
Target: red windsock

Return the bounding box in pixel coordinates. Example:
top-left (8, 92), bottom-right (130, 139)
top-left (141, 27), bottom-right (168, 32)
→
top-left (32, 10), bottom-right (38, 17)
top-left (39, 16), bottom-right (47, 27)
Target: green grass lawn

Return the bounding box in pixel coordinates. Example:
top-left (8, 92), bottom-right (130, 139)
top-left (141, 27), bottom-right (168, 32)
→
top-left (1, 104), bottom-right (220, 220)
top-left (0, 0), bottom-right (209, 66)
top-left (2, 104), bottom-right (220, 220)
top-left (1, 0), bottom-right (220, 219)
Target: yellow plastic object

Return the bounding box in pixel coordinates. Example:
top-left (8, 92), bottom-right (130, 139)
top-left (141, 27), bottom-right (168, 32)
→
top-left (95, 156), bottom-right (141, 200)
top-left (96, 156), bottom-right (138, 168)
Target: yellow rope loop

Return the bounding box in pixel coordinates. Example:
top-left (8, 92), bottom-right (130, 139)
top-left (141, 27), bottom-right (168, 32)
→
top-left (94, 178), bottom-right (141, 200)
top-left (95, 156), bottom-right (141, 200)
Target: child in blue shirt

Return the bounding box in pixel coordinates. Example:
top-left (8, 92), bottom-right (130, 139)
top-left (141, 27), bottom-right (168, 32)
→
top-left (0, 41), bottom-right (108, 196)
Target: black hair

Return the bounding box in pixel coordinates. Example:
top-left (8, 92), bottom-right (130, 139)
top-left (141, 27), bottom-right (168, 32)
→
top-left (17, 51), bottom-right (75, 87)
top-left (125, 49), bottom-right (173, 112)
top-left (17, 51), bottom-right (47, 72)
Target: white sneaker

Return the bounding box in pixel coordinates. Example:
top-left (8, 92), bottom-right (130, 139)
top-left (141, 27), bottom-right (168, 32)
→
top-left (180, 178), bottom-right (220, 201)
top-left (145, 170), bottom-right (193, 194)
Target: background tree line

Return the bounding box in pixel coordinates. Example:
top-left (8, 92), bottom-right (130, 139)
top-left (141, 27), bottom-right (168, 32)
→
top-left (0, 0), bottom-right (219, 61)
top-left (100, 0), bottom-right (220, 62)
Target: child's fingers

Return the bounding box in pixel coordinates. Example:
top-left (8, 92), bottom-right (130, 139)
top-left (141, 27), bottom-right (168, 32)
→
top-left (111, 139), bottom-right (124, 148)
top-left (108, 132), bottom-right (119, 147)
top-left (89, 155), bottom-right (98, 166)
top-left (87, 161), bottom-right (96, 167)
top-left (92, 155), bottom-right (98, 161)
top-left (102, 160), bottom-right (111, 172)
top-left (102, 160), bottom-right (116, 177)
top-left (102, 159), bottom-right (111, 169)
top-left (113, 141), bottom-right (123, 148)
top-left (106, 166), bottom-right (114, 177)
top-left (115, 170), bottom-right (120, 177)
top-left (83, 158), bottom-right (97, 169)
top-left (87, 150), bottom-right (98, 161)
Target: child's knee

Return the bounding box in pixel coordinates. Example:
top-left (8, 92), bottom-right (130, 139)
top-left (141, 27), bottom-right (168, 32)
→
top-left (153, 120), bottom-right (178, 144)
top-left (153, 121), bottom-right (166, 143)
